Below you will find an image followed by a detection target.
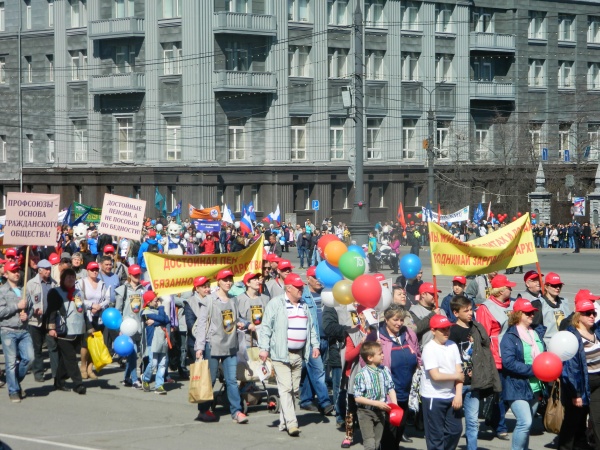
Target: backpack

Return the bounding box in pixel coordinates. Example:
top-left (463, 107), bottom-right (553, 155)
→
top-left (147, 242), bottom-right (160, 253)
top-left (130, 240), bottom-right (141, 257)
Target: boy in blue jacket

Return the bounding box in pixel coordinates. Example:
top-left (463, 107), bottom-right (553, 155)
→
top-left (141, 290), bottom-right (170, 394)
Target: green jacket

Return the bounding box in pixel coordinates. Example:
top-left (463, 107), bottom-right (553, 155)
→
top-left (258, 294), bottom-right (319, 363)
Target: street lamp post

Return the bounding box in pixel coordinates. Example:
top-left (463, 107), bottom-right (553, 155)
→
top-left (422, 83), bottom-right (445, 208)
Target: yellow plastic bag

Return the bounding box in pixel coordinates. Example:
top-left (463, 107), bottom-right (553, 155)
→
top-left (87, 331), bottom-right (112, 372)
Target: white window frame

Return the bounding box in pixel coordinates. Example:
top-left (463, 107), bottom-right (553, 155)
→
top-left (47, 54), bottom-right (54, 82)
top-left (435, 4), bottom-right (453, 33)
top-left (291, 117), bottom-right (307, 161)
top-left (529, 59), bottom-right (545, 87)
top-left (0, 135), bottom-right (6, 162)
top-left (0, 57), bottom-right (6, 84)
top-left (289, 0), bottom-right (310, 23)
top-left (163, 0), bottom-right (181, 18)
top-left (70, 50), bottom-right (87, 80)
top-left (115, 45), bottom-right (134, 74)
top-left (401, 1), bottom-right (418, 31)
top-left (588, 124), bottom-right (600, 160)
top-left (303, 186), bottom-right (310, 210)
top-left (330, 118), bottom-right (344, 160)
top-left (436, 121), bottom-right (450, 159)
top-left (401, 52), bottom-right (419, 81)
top-left (528, 11), bottom-right (545, 39)
top-left (165, 117), bottom-right (181, 161)
top-left (48, 0), bottom-right (54, 27)
top-left (228, 122), bottom-right (246, 161)
top-left (25, 0), bottom-right (31, 29)
top-left (117, 117), bottom-right (134, 162)
top-left (70, 0), bottom-right (87, 28)
top-left (365, 0), bottom-right (385, 28)
top-left (589, 63), bottom-right (600, 90)
top-left (558, 14), bottom-right (574, 42)
top-left (366, 50), bottom-right (384, 80)
top-left (402, 119), bottom-right (416, 160)
top-left (366, 118), bottom-right (382, 160)
top-left (327, 0), bottom-right (348, 26)
top-left (114, 0), bottom-right (134, 18)
top-left (438, 90), bottom-right (452, 109)
top-left (436, 54), bottom-right (453, 82)
top-left (48, 135), bottom-right (55, 162)
top-left (529, 122), bottom-right (543, 156)
top-left (559, 123), bottom-right (574, 158)
top-left (226, 0), bottom-right (247, 13)
top-left (473, 8), bottom-right (493, 33)
top-left (377, 185), bottom-right (384, 208)
top-left (251, 185), bottom-right (259, 211)
top-left (163, 43), bottom-right (182, 75)
top-left (558, 61), bottom-right (574, 89)
top-left (289, 45), bottom-right (310, 77)
top-left (328, 47), bottom-right (348, 78)
top-left (73, 120), bottom-right (87, 162)
top-left (24, 56), bottom-right (32, 83)
top-left (474, 125), bottom-right (489, 161)
top-left (234, 186), bottom-right (241, 212)
top-left (0, 2), bottom-right (4, 32)
top-left (27, 134), bottom-right (33, 163)
top-left (342, 185), bottom-right (349, 209)
top-left (589, 17), bottom-right (600, 43)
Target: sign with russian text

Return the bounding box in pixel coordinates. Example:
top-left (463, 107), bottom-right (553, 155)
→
top-left (422, 206), bottom-right (470, 224)
top-left (97, 194), bottom-right (146, 241)
top-left (144, 236), bottom-right (264, 297)
top-left (3, 193), bottom-right (60, 246)
top-left (428, 213), bottom-right (538, 276)
top-left (193, 220), bottom-right (221, 233)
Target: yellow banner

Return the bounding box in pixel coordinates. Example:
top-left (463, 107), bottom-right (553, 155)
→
top-left (428, 214), bottom-right (538, 276)
top-left (144, 236), bottom-right (264, 297)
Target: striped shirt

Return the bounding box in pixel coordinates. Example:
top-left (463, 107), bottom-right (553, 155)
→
top-left (354, 365), bottom-right (394, 402)
top-left (286, 298), bottom-right (308, 350)
top-left (583, 335), bottom-right (600, 374)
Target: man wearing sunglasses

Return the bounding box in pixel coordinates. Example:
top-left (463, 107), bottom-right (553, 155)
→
top-left (516, 271), bottom-right (545, 338)
top-left (536, 272), bottom-right (572, 347)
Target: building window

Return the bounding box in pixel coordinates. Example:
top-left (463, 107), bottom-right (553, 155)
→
top-left (474, 124), bottom-right (489, 160)
top-left (24, 56), bottom-right (32, 83)
top-left (401, 1), bottom-right (419, 30)
top-left (528, 11), bottom-right (545, 39)
top-left (27, 134), bottom-right (33, 162)
top-left (216, 186), bottom-right (224, 208)
top-left (163, 42), bottom-right (182, 75)
top-left (163, 0), bottom-right (181, 18)
top-left (46, 54), bottom-right (54, 82)
top-left (251, 184), bottom-right (259, 211)
top-left (436, 54), bottom-right (453, 82)
top-left (165, 117), bottom-right (181, 161)
top-left (328, 48), bottom-right (348, 78)
top-left (117, 117), bottom-right (134, 161)
top-left (226, 0), bottom-right (247, 13)
top-left (234, 185), bottom-right (241, 212)
top-left (589, 17), bottom-right (600, 43)
top-left (228, 118), bottom-right (246, 161)
top-left (289, 0), bottom-right (310, 22)
top-left (558, 14), bottom-right (574, 41)
top-left (435, 4), bottom-right (453, 33)
top-left (114, 0), bottom-right (134, 18)
top-left (588, 124), bottom-right (600, 160)
top-left (70, 50), bottom-right (87, 80)
top-left (0, 2), bottom-right (4, 31)
top-left (529, 122), bottom-right (543, 156)
top-left (289, 45), bottom-right (310, 77)
top-left (437, 90), bottom-right (453, 109)
top-left (366, 118), bottom-right (382, 160)
top-left (70, 0), bottom-right (87, 28)
top-left (0, 135), bottom-right (6, 162)
top-left (558, 61), bottom-right (574, 89)
top-left (436, 121), bottom-right (450, 159)
top-left (473, 8), bottom-right (493, 33)
top-left (115, 45), bottom-right (134, 74)
top-left (330, 118), bottom-right (345, 160)
top-left (25, 0), bottom-right (31, 29)
top-left (225, 42), bottom-right (250, 72)
top-left (303, 185), bottom-right (310, 210)
top-left (48, 0), bottom-right (54, 27)
top-left (327, 0), bottom-right (347, 25)
top-left (366, 50), bottom-right (384, 80)
top-left (0, 57), bottom-right (6, 84)
top-left (472, 56), bottom-right (492, 81)
top-left (559, 123), bottom-right (574, 158)
top-left (589, 63), bottom-right (600, 90)
top-left (342, 185), bottom-right (349, 209)
top-left (291, 117), bottom-right (307, 160)
top-left (402, 119), bottom-right (416, 159)
top-left (528, 59), bottom-right (545, 87)
top-left (48, 134), bottom-right (55, 162)
top-left (401, 52), bottom-right (419, 81)
top-left (365, 0), bottom-right (385, 27)
top-left (73, 120), bottom-right (87, 161)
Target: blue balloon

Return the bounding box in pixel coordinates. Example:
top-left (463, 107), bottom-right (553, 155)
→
top-left (113, 335), bottom-right (135, 357)
top-left (101, 307), bottom-right (122, 331)
top-left (532, 219), bottom-right (537, 225)
top-left (400, 254), bottom-right (422, 279)
top-left (151, 220), bottom-right (156, 225)
top-left (316, 260), bottom-right (344, 289)
top-left (347, 244), bottom-right (366, 258)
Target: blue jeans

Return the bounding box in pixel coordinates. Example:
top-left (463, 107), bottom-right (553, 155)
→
top-left (198, 344), bottom-right (242, 418)
top-left (311, 248), bottom-right (322, 266)
top-left (297, 246), bottom-right (307, 268)
top-left (509, 398), bottom-right (539, 450)
top-left (331, 366), bottom-right (343, 422)
top-left (300, 353), bottom-right (332, 409)
top-left (497, 370), bottom-right (508, 434)
top-left (124, 341), bottom-right (139, 383)
top-left (569, 236), bottom-right (575, 248)
top-left (142, 351), bottom-right (166, 388)
top-left (0, 329), bottom-right (34, 395)
top-left (462, 386), bottom-right (480, 450)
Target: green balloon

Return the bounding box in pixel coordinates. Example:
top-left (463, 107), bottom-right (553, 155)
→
top-left (338, 251), bottom-right (366, 280)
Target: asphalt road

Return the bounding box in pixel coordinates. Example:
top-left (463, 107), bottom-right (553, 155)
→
top-left (0, 245), bottom-right (596, 450)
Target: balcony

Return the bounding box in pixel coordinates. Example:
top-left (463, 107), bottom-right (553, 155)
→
top-left (88, 18), bottom-right (145, 40)
top-left (470, 81), bottom-right (515, 100)
top-left (89, 73), bottom-right (145, 94)
top-left (470, 32), bottom-right (515, 52)
top-left (213, 70), bottom-right (276, 93)
top-left (213, 12), bottom-right (276, 36)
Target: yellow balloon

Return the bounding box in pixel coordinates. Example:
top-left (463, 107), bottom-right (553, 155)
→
top-left (333, 280), bottom-right (355, 305)
top-left (324, 240), bottom-right (348, 267)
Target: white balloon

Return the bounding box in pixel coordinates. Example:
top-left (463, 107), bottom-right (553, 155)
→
top-left (234, 221), bottom-right (241, 229)
top-left (184, 232), bottom-right (190, 240)
top-left (375, 287), bottom-right (392, 312)
top-left (120, 317), bottom-right (139, 337)
top-left (548, 330), bottom-right (579, 361)
top-left (156, 224), bottom-right (163, 231)
top-left (321, 289), bottom-right (336, 308)
top-left (195, 232), bottom-right (202, 239)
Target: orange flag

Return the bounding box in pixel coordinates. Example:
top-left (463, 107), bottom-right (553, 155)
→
top-left (188, 204), bottom-right (222, 220)
top-left (397, 202), bottom-right (407, 229)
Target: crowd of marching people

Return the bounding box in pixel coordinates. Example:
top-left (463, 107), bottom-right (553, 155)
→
top-left (2, 216), bottom-right (600, 450)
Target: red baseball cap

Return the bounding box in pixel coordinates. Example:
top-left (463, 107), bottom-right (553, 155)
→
top-left (5, 248), bottom-right (17, 257)
top-left (374, 273), bottom-right (386, 282)
top-left (513, 298), bottom-right (538, 313)
top-left (575, 289), bottom-right (600, 303)
top-left (148, 230), bottom-right (157, 238)
top-left (284, 273), bottom-right (305, 288)
top-left (266, 254), bottom-right (281, 263)
top-left (576, 300), bottom-right (596, 313)
top-left (193, 276), bottom-right (210, 287)
top-left (306, 266), bottom-right (317, 277)
top-left (523, 270), bottom-right (543, 282)
top-left (243, 272), bottom-right (261, 285)
top-left (49, 253), bottom-right (60, 265)
top-left (216, 269), bottom-right (234, 280)
top-left (544, 272), bottom-right (563, 286)
top-left (128, 264), bottom-right (141, 276)
top-left (452, 276), bottom-right (467, 285)
top-left (418, 282), bottom-right (441, 296)
top-left (86, 261), bottom-right (99, 271)
top-left (490, 274), bottom-right (517, 289)
top-left (278, 260), bottom-right (294, 271)
top-left (3, 262), bottom-right (20, 272)
top-left (103, 245), bottom-right (115, 254)
top-left (430, 314), bottom-right (452, 330)
top-left (143, 290), bottom-right (157, 307)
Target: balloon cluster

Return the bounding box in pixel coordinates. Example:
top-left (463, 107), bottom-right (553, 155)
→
top-left (101, 307), bottom-right (137, 357)
top-left (316, 237), bottom-right (422, 314)
top-left (532, 331), bottom-right (579, 382)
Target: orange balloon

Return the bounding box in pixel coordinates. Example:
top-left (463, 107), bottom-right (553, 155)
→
top-left (324, 240), bottom-right (348, 267)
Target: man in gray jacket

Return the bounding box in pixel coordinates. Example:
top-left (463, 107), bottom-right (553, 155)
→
top-left (0, 262), bottom-right (33, 402)
top-left (27, 259), bottom-right (58, 382)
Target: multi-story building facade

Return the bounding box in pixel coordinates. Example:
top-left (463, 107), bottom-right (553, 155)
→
top-left (1, 0), bottom-right (600, 224)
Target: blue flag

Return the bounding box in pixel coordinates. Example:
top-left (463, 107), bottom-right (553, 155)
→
top-left (473, 203), bottom-right (484, 223)
top-left (62, 204), bottom-right (72, 226)
top-left (247, 201), bottom-right (256, 222)
top-left (169, 200), bottom-right (182, 218)
top-left (155, 187), bottom-right (167, 217)
top-left (70, 207), bottom-right (92, 227)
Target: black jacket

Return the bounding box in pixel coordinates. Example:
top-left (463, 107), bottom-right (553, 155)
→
top-left (322, 306), bottom-right (351, 368)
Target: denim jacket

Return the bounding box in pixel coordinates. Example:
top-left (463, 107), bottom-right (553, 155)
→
top-left (561, 325), bottom-right (592, 406)
top-left (301, 287), bottom-right (320, 337)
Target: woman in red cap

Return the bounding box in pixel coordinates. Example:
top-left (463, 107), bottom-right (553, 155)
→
top-left (559, 294), bottom-right (600, 449)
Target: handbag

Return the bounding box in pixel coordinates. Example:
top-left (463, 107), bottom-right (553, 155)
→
top-left (408, 366), bottom-right (423, 413)
top-left (544, 380), bottom-right (565, 434)
top-left (237, 334), bottom-right (274, 382)
top-left (189, 359), bottom-right (214, 403)
top-left (87, 331), bottom-right (112, 371)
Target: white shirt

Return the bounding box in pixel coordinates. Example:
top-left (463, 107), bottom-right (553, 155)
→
top-left (420, 339), bottom-right (462, 400)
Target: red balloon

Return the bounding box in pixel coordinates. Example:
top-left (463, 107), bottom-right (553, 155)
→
top-left (410, 220), bottom-right (415, 225)
top-left (512, 216), bottom-right (517, 221)
top-left (532, 213), bottom-right (537, 219)
top-left (317, 234), bottom-right (339, 258)
top-left (407, 213), bottom-right (412, 219)
top-left (517, 212), bottom-right (522, 217)
top-left (351, 275), bottom-right (382, 308)
top-left (532, 352), bottom-right (563, 382)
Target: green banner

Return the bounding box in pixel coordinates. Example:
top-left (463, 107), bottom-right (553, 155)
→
top-left (73, 202), bottom-right (102, 223)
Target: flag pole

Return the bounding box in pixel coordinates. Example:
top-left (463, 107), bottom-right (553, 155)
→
top-left (432, 206), bottom-right (440, 309)
top-left (536, 261), bottom-right (545, 297)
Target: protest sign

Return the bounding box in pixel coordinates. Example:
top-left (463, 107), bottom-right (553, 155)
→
top-left (3, 193), bottom-right (60, 246)
top-left (74, 202), bottom-right (102, 223)
top-left (188, 204), bottom-right (222, 220)
top-left (422, 206), bottom-right (470, 224)
top-left (193, 220), bottom-right (221, 233)
top-left (144, 236), bottom-right (264, 297)
top-left (428, 213), bottom-right (538, 276)
top-left (98, 194), bottom-right (146, 240)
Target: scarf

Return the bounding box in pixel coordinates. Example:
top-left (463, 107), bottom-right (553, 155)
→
top-left (516, 324), bottom-right (541, 359)
top-left (66, 286), bottom-right (75, 301)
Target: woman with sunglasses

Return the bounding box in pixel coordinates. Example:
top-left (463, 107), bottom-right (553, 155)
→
top-left (558, 293), bottom-right (600, 449)
top-left (540, 272), bottom-right (572, 346)
top-left (500, 299), bottom-right (545, 450)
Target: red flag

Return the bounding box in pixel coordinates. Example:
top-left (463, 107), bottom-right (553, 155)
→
top-left (486, 201), bottom-right (492, 221)
top-left (437, 203), bottom-right (441, 225)
top-left (397, 202), bottom-right (407, 229)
